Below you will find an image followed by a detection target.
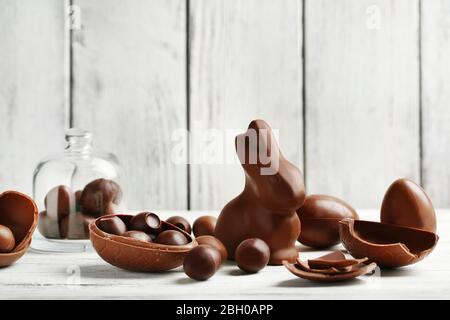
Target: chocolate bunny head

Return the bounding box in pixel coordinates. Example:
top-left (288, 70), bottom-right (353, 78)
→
top-left (235, 120), bottom-right (305, 212)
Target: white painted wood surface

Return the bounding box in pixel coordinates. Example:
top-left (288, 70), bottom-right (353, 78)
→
top-left (0, 0), bottom-right (67, 195)
top-left (0, 210), bottom-right (447, 300)
top-left (71, 0), bottom-right (188, 210)
top-left (189, 0), bottom-right (303, 210)
top-left (421, 0), bottom-right (450, 207)
top-left (304, 0), bottom-right (420, 208)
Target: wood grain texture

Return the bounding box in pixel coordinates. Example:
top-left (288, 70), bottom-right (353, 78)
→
top-left (305, 0), bottom-right (420, 208)
top-left (71, 0), bottom-right (187, 210)
top-left (0, 0), bottom-right (67, 195)
top-left (189, 0), bottom-right (303, 210)
top-left (421, 0), bottom-right (450, 207)
top-left (0, 210), bottom-right (449, 299)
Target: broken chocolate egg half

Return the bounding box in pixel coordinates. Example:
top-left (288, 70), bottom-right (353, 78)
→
top-left (0, 191), bottom-right (38, 267)
top-left (283, 251), bottom-right (376, 282)
top-left (89, 214), bottom-right (197, 272)
top-left (339, 179), bottom-right (438, 268)
top-left (297, 194), bottom-right (359, 248)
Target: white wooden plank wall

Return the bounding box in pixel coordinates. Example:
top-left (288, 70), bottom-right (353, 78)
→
top-left (421, 0), bottom-right (450, 207)
top-left (0, 0), bottom-right (67, 195)
top-left (305, 0), bottom-right (420, 208)
top-left (0, 0), bottom-right (449, 210)
top-left (189, 0), bottom-right (303, 210)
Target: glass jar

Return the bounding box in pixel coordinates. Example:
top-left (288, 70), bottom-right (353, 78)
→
top-left (32, 128), bottom-right (126, 252)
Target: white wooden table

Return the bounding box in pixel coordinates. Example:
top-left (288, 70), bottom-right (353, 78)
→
top-left (0, 210), bottom-right (448, 300)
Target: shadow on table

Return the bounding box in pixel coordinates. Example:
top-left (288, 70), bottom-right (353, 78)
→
top-left (378, 267), bottom-right (416, 278)
top-left (79, 264), bottom-right (183, 279)
top-left (276, 278), bottom-right (363, 288)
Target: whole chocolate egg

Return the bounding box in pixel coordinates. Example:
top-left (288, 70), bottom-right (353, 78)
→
top-left (79, 178), bottom-right (122, 217)
top-left (381, 179), bottom-right (436, 233)
top-left (0, 224), bottom-right (15, 253)
top-left (183, 245), bottom-right (221, 281)
top-left (297, 195), bottom-right (358, 248)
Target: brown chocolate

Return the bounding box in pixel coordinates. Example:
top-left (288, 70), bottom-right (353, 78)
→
top-left (381, 179), bottom-right (436, 233)
top-left (195, 235), bottom-right (228, 262)
top-left (0, 191), bottom-right (38, 267)
top-left (297, 195), bottom-right (358, 248)
top-left (0, 224), bottom-right (15, 253)
top-left (79, 178), bottom-right (122, 217)
top-left (97, 216), bottom-right (127, 235)
top-left (89, 214), bottom-right (197, 272)
top-left (235, 238), bottom-right (270, 273)
top-left (183, 245), bottom-right (221, 281)
top-left (44, 185), bottom-right (72, 221)
top-left (193, 216), bottom-right (216, 237)
top-left (307, 251), bottom-right (368, 270)
top-left (129, 212), bottom-right (161, 236)
top-left (123, 230), bottom-right (152, 243)
top-left (339, 219), bottom-right (438, 268)
top-left (166, 216), bottom-right (191, 234)
top-left (37, 211), bottom-right (61, 239)
top-left (155, 230), bottom-right (188, 246)
top-left (215, 120), bottom-right (305, 265)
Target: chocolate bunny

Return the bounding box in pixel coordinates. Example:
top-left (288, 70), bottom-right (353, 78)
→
top-left (215, 120), bottom-right (305, 264)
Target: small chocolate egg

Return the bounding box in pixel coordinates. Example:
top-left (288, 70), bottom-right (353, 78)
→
top-left (129, 212), bottom-right (161, 236)
top-left (381, 178), bottom-right (436, 233)
top-left (166, 216), bottom-right (191, 234)
top-left (80, 179), bottom-right (122, 217)
top-left (123, 230), bottom-right (152, 243)
top-left (0, 224), bottom-right (15, 253)
top-left (235, 238), bottom-right (270, 273)
top-left (155, 230), bottom-right (188, 245)
top-left (195, 235), bottom-right (228, 262)
top-left (44, 185), bottom-right (72, 220)
top-left (183, 245), bottom-right (221, 280)
top-left (193, 215), bottom-right (217, 237)
top-left (97, 216), bottom-right (127, 235)
top-left (297, 194), bottom-right (358, 248)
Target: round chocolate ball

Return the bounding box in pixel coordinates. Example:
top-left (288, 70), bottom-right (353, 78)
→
top-left (123, 230), bottom-right (152, 243)
top-left (129, 212), bottom-right (161, 235)
top-left (166, 216), bottom-right (191, 234)
top-left (80, 178), bottom-right (122, 217)
top-left (193, 215), bottom-right (217, 237)
top-left (97, 216), bottom-right (127, 235)
top-left (44, 185), bottom-right (72, 220)
top-left (196, 235), bottom-right (228, 262)
top-left (155, 230), bottom-right (188, 245)
top-left (235, 238), bottom-right (270, 273)
top-left (183, 245), bottom-right (221, 281)
top-left (0, 224), bottom-right (15, 253)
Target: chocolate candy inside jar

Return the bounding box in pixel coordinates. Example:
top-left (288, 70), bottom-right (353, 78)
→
top-left (32, 129), bottom-right (126, 252)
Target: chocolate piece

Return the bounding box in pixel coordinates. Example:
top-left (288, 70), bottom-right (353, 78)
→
top-left (183, 245), bottom-right (221, 281)
top-left (97, 216), bottom-right (127, 235)
top-left (235, 238), bottom-right (270, 273)
top-left (79, 178), bottom-right (122, 217)
top-left (44, 185), bottom-right (72, 221)
top-left (129, 212), bottom-right (161, 236)
top-left (297, 195), bottom-right (358, 248)
top-left (284, 259), bottom-right (377, 282)
top-left (0, 224), bottom-right (15, 253)
top-left (381, 179), bottom-right (436, 233)
top-left (37, 211), bottom-right (61, 239)
top-left (215, 120), bottom-right (304, 264)
top-left (166, 216), bottom-right (191, 234)
top-left (307, 253), bottom-right (368, 270)
top-left (193, 216), bottom-right (216, 237)
top-left (155, 230), bottom-right (188, 246)
top-left (0, 191), bottom-right (38, 267)
top-left (339, 219), bottom-right (438, 268)
top-left (90, 214), bottom-right (197, 272)
top-left (123, 230), bottom-right (152, 243)
top-left (195, 235), bottom-right (228, 262)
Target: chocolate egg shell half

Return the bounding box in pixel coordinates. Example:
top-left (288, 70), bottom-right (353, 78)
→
top-left (381, 179), bottom-right (436, 233)
top-left (0, 191), bottom-right (38, 267)
top-left (297, 195), bottom-right (358, 248)
top-left (339, 218), bottom-right (438, 268)
top-left (90, 214), bottom-right (197, 272)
